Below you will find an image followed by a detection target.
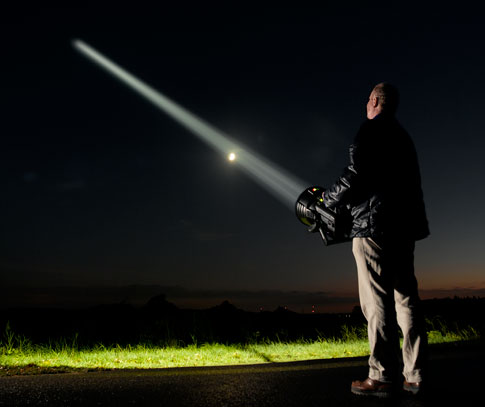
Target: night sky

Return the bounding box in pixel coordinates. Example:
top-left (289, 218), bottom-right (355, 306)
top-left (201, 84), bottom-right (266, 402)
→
top-left (1, 4), bottom-right (484, 312)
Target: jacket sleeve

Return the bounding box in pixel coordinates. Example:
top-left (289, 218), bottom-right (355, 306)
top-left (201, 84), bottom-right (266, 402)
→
top-left (324, 148), bottom-right (359, 209)
top-left (323, 122), bottom-right (370, 209)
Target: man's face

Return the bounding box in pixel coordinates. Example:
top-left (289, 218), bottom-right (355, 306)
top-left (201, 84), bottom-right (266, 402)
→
top-left (366, 90), bottom-right (378, 119)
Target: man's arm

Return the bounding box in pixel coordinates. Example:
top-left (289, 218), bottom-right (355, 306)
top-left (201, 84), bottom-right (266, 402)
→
top-left (323, 122), bottom-right (371, 210)
top-left (323, 148), bottom-right (359, 209)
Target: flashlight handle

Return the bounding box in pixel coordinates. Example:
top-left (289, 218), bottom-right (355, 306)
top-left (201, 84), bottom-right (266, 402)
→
top-left (318, 227), bottom-right (329, 245)
top-left (307, 223), bottom-right (319, 233)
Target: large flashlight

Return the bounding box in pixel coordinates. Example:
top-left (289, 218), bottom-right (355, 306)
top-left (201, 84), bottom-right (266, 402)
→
top-left (295, 186), bottom-right (352, 246)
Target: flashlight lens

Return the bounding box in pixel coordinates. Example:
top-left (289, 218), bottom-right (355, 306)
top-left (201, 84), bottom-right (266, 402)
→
top-left (228, 153), bottom-right (236, 161)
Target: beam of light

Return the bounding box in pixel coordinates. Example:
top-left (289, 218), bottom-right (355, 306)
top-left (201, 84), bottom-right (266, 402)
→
top-left (72, 39), bottom-right (309, 209)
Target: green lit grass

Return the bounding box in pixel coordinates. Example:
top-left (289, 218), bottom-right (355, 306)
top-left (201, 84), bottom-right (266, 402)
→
top-left (0, 323), bottom-right (480, 375)
top-left (0, 340), bottom-right (371, 372)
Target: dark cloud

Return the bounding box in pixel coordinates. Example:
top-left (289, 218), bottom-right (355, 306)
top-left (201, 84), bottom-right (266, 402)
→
top-left (23, 172), bottom-right (39, 183)
top-left (177, 219), bottom-right (235, 242)
top-left (57, 179), bottom-right (87, 190)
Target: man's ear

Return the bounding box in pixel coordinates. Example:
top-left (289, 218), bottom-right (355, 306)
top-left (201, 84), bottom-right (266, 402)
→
top-left (373, 96), bottom-right (379, 108)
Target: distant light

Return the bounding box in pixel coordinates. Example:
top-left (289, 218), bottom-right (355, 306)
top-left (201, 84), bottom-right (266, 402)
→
top-left (228, 152), bottom-right (236, 161)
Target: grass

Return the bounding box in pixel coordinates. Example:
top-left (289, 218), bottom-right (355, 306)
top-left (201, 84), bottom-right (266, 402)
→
top-left (0, 321), bottom-right (480, 376)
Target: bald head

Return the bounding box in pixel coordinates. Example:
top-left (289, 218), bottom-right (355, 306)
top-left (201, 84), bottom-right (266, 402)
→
top-left (366, 82), bottom-right (400, 119)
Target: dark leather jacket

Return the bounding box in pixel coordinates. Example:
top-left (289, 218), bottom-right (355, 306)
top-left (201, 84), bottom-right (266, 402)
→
top-left (324, 113), bottom-right (430, 241)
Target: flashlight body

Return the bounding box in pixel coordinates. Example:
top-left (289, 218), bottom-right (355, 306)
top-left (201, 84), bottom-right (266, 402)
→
top-left (295, 186), bottom-right (352, 246)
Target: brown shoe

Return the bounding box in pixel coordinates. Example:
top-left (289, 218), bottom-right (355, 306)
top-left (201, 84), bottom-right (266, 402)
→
top-left (351, 377), bottom-right (393, 398)
top-left (403, 380), bottom-right (423, 395)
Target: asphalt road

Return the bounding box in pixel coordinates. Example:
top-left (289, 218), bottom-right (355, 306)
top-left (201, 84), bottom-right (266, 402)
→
top-left (1, 345), bottom-right (483, 406)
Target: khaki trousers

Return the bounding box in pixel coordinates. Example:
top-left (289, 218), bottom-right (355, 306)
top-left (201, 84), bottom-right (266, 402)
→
top-left (352, 237), bottom-right (427, 383)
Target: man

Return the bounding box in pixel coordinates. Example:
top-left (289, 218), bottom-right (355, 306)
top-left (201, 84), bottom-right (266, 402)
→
top-left (323, 83), bottom-right (429, 397)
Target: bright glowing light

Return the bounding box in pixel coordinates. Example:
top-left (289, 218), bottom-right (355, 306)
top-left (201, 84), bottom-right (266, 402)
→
top-left (228, 152), bottom-right (236, 161)
top-left (72, 39), bottom-right (309, 209)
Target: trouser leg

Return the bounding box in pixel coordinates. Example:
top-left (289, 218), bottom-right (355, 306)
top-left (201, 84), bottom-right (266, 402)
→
top-left (352, 237), bottom-right (427, 383)
top-left (392, 242), bottom-right (427, 383)
top-left (352, 237), bottom-right (400, 383)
